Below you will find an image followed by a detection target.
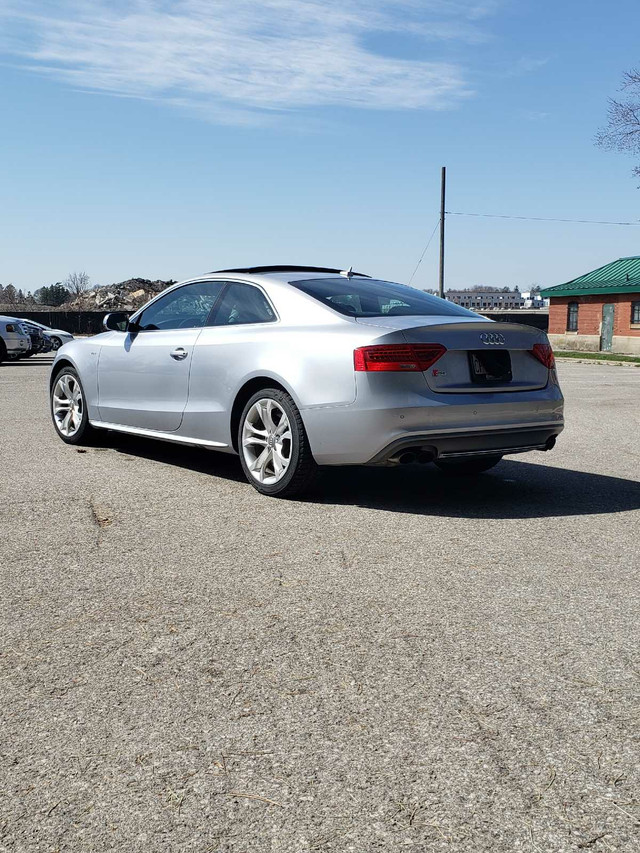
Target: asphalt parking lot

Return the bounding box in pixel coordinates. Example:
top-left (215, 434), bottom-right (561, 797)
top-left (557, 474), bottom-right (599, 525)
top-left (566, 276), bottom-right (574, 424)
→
top-left (1, 357), bottom-right (639, 853)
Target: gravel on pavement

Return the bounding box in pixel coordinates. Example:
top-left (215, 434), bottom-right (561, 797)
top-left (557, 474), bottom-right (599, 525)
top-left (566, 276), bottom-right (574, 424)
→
top-left (1, 358), bottom-right (639, 852)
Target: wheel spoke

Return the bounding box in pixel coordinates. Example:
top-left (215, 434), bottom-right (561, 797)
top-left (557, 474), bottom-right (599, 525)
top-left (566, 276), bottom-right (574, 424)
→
top-left (245, 420), bottom-right (266, 434)
top-left (263, 400), bottom-right (278, 432)
top-left (243, 434), bottom-right (267, 448)
top-left (272, 447), bottom-right (288, 477)
top-left (250, 446), bottom-right (271, 480)
top-left (275, 418), bottom-right (290, 437)
top-left (61, 375), bottom-right (73, 400)
top-left (243, 419), bottom-right (268, 450)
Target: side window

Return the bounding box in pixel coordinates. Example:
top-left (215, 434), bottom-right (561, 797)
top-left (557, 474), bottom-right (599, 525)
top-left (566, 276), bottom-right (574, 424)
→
top-left (211, 283), bottom-right (276, 326)
top-left (567, 301), bottom-right (578, 332)
top-left (136, 282), bottom-right (224, 331)
top-left (631, 300), bottom-right (640, 325)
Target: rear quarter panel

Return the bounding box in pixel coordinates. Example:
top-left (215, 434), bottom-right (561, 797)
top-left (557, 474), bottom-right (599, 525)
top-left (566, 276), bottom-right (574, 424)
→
top-left (183, 320), bottom-right (400, 445)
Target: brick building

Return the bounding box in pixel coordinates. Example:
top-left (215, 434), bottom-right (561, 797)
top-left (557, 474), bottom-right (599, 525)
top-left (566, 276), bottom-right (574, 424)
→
top-left (541, 256), bottom-right (640, 355)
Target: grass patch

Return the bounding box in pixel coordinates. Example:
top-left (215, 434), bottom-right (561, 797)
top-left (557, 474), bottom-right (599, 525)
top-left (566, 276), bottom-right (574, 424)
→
top-left (556, 350), bottom-right (640, 364)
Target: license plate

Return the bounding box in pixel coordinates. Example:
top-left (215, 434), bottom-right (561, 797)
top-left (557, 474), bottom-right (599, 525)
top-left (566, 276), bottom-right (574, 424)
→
top-left (468, 350), bottom-right (512, 384)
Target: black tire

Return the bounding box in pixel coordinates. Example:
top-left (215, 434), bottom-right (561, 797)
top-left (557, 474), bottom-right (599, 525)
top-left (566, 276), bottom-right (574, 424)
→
top-left (0, 340), bottom-right (6, 365)
top-left (50, 366), bottom-right (96, 445)
top-left (238, 388), bottom-right (318, 497)
top-left (50, 337), bottom-right (62, 350)
top-left (434, 454), bottom-right (503, 475)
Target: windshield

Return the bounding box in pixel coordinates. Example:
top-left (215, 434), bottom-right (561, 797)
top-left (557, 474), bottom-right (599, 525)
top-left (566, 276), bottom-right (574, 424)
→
top-left (291, 277), bottom-right (477, 319)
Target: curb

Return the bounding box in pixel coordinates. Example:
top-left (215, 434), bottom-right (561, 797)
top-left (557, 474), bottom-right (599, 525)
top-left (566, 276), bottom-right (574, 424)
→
top-left (556, 357), bottom-right (640, 367)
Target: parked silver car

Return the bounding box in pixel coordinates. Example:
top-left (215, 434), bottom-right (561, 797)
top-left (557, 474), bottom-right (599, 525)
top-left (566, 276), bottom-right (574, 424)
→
top-left (49, 266), bottom-right (564, 496)
top-left (0, 315), bottom-right (30, 363)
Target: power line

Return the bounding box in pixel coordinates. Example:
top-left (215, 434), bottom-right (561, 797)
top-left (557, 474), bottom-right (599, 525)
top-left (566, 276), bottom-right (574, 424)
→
top-left (409, 202), bottom-right (640, 291)
top-left (445, 211), bottom-right (640, 226)
top-left (408, 219), bottom-right (440, 285)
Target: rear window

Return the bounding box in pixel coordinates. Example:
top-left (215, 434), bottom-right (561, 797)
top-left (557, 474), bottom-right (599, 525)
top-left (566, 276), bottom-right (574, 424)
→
top-left (291, 277), bottom-right (477, 319)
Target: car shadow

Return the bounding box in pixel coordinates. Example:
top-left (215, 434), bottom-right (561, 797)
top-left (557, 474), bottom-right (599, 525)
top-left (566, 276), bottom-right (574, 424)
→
top-left (97, 432), bottom-right (247, 484)
top-left (95, 433), bottom-right (640, 519)
top-left (317, 460), bottom-right (640, 519)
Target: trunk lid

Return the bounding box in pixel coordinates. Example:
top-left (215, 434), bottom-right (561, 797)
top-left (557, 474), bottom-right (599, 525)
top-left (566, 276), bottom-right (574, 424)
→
top-left (357, 317), bottom-right (550, 392)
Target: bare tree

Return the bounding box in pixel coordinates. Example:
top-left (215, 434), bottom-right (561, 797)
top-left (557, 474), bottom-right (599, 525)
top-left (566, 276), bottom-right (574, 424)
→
top-left (64, 270), bottom-right (91, 295)
top-left (596, 68), bottom-right (640, 178)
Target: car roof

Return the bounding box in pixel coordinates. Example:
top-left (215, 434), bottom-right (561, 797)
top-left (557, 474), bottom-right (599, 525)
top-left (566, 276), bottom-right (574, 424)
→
top-left (134, 266), bottom-right (377, 317)
top-left (206, 265), bottom-right (371, 280)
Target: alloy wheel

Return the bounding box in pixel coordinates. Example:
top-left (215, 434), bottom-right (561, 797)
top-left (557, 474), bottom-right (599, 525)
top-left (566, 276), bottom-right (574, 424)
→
top-left (241, 398), bottom-right (293, 485)
top-left (52, 374), bottom-right (84, 437)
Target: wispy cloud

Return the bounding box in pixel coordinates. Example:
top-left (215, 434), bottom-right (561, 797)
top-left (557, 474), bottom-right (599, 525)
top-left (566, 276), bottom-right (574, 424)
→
top-left (509, 55), bottom-right (550, 76)
top-left (520, 109), bottom-right (550, 122)
top-left (0, 1), bottom-right (497, 122)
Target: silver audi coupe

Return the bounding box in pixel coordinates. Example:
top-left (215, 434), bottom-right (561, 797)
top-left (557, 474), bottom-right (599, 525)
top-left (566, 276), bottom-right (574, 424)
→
top-left (49, 265), bottom-right (564, 496)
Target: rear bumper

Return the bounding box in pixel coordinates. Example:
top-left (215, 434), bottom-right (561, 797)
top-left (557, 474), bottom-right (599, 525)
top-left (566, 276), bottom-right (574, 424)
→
top-left (302, 377), bottom-right (564, 465)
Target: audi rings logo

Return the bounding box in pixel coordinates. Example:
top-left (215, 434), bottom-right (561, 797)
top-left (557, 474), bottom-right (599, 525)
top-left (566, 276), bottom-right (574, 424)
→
top-left (480, 332), bottom-right (506, 346)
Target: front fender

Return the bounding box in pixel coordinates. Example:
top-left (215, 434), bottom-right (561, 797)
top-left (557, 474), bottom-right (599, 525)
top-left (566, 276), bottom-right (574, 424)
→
top-left (51, 340), bottom-right (101, 417)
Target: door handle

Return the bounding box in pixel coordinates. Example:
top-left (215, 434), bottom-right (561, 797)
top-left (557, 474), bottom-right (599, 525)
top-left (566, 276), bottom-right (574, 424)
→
top-left (170, 347), bottom-right (188, 360)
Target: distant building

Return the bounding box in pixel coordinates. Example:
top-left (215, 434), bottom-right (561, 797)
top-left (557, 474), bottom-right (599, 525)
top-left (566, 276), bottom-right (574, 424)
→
top-left (521, 290), bottom-right (549, 309)
top-left (447, 290), bottom-right (527, 309)
top-left (541, 256), bottom-right (640, 355)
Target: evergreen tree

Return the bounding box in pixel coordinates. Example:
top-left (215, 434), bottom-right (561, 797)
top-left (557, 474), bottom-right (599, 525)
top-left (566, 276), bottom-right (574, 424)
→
top-left (34, 283), bottom-right (71, 307)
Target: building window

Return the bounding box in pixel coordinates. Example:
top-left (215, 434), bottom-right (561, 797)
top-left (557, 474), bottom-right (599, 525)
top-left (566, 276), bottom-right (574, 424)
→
top-left (567, 301), bottom-right (579, 331)
top-left (632, 300), bottom-right (640, 325)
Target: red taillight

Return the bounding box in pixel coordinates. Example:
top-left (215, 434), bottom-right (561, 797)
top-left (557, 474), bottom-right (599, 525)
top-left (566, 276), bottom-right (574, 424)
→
top-left (354, 343), bottom-right (446, 372)
top-left (530, 343), bottom-right (555, 369)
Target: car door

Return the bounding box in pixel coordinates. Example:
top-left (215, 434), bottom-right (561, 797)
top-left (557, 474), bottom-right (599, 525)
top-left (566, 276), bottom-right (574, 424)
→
top-left (97, 280), bottom-right (224, 431)
top-left (183, 281), bottom-right (279, 443)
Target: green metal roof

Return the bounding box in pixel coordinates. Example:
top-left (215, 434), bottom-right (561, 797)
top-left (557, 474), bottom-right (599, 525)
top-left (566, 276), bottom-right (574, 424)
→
top-left (540, 256), bottom-right (640, 297)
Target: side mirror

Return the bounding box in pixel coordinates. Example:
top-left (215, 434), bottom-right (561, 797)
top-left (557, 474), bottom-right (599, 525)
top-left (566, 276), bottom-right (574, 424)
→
top-left (103, 312), bottom-right (131, 332)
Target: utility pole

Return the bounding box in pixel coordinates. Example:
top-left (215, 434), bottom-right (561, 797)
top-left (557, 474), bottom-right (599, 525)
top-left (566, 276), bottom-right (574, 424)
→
top-left (438, 166), bottom-right (446, 299)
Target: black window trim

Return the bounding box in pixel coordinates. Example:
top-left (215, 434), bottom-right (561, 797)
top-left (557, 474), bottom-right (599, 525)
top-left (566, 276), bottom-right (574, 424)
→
top-left (567, 301), bottom-right (579, 332)
top-left (631, 299), bottom-right (640, 325)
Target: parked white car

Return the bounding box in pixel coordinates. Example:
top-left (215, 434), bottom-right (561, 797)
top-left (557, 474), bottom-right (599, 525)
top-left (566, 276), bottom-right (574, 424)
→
top-left (0, 315), bottom-right (30, 363)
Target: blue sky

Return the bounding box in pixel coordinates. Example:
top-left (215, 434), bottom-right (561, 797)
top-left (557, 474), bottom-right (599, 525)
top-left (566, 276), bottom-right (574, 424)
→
top-left (1, 0), bottom-right (639, 293)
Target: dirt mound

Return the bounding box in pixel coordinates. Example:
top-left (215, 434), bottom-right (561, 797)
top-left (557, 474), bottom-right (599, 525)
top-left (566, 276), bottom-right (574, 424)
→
top-left (67, 278), bottom-right (175, 312)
